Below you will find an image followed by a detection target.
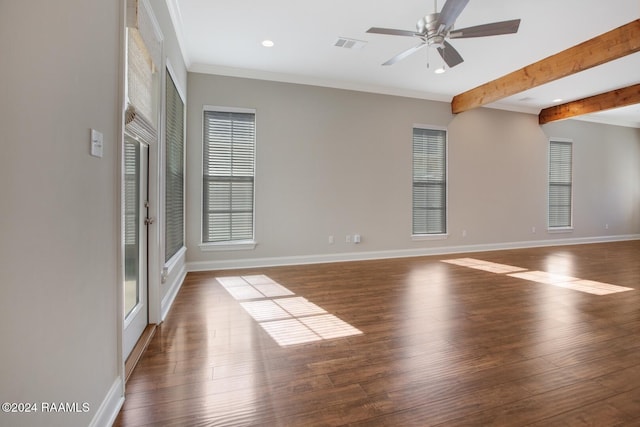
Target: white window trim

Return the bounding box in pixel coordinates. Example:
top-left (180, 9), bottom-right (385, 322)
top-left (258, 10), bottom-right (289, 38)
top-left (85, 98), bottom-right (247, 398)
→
top-left (199, 241), bottom-right (257, 252)
top-left (166, 59), bottom-right (186, 101)
top-left (411, 123), bottom-right (449, 238)
top-left (548, 227), bottom-right (574, 234)
top-left (164, 246), bottom-right (186, 274)
top-left (412, 234), bottom-right (449, 241)
top-left (547, 137), bottom-right (574, 232)
top-left (200, 105), bottom-right (258, 250)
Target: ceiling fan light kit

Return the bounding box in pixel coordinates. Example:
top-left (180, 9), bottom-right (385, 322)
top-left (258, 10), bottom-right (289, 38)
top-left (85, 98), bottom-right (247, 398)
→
top-left (367, 0), bottom-right (520, 68)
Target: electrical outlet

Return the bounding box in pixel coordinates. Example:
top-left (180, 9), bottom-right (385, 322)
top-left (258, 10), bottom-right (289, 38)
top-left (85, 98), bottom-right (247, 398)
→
top-left (328, 235), bottom-right (334, 244)
top-left (462, 230), bottom-right (467, 238)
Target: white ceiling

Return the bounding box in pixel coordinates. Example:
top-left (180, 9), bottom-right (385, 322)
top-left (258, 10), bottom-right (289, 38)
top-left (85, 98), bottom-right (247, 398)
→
top-left (167, 0), bottom-right (640, 127)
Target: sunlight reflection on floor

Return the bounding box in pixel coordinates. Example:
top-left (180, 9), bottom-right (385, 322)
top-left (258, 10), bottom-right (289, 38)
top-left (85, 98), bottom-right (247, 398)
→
top-left (441, 258), bottom-right (527, 274)
top-left (443, 258), bottom-right (634, 296)
top-left (216, 276), bottom-right (363, 346)
top-left (509, 271), bottom-right (633, 295)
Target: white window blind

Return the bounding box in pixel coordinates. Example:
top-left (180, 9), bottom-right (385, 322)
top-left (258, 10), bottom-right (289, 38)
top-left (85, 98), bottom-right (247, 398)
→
top-left (549, 140), bottom-right (573, 228)
top-left (413, 127), bottom-right (447, 235)
top-left (124, 138), bottom-right (139, 247)
top-left (203, 109), bottom-right (256, 243)
top-left (125, 0), bottom-right (161, 135)
top-left (164, 70), bottom-right (184, 261)
top-left (127, 29), bottom-right (155, 126)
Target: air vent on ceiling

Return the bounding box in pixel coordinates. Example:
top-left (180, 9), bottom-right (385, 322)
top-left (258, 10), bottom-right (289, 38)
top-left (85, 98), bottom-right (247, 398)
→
top-left (334, 37), bottom-right (367, 49)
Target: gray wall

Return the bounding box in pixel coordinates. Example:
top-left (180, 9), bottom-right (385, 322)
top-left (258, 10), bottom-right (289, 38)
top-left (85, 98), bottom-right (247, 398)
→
top-left (0, 1), bottom-right (121, 426)
top-left (542, 120), bottom-right (640, 234)
top-left (186, 74), bottom-right (640, 268)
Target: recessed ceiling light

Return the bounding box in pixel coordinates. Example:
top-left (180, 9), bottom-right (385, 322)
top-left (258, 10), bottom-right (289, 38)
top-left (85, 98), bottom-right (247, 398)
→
top-left (261, 40), bottom-right (274, 47)
top-left (434, 67), bottom-right (446, 74)
top-left (553, 98), bottom-right (563, 103)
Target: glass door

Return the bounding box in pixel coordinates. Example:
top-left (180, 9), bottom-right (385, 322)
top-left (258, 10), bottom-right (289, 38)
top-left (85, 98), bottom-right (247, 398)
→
top-left (123, 134), bottom-right (149, 359)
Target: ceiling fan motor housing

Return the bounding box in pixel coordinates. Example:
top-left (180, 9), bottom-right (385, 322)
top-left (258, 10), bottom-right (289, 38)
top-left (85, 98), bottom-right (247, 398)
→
top-left (417, 13), bottom-right (446, 48)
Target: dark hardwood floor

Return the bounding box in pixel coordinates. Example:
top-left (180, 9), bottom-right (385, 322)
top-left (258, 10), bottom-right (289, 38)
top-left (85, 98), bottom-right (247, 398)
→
top-left (114, 241), bottom-right (640, 426)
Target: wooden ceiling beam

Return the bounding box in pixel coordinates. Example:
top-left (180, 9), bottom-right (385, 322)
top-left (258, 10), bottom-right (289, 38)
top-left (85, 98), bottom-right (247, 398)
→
top-left (451, 19), bottom-right (640, 114)
top-left (539, 84), bottom-right (640, 124)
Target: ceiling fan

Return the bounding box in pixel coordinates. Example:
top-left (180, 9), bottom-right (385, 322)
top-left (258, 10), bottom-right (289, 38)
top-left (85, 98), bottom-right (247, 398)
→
top-left (367, 0), bottom-right (521, 68)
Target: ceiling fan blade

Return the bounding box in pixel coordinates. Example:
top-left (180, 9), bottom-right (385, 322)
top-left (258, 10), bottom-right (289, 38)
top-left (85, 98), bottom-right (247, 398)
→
top-left (438, 0), bottom-right (470, 32)
top-left (383, 43), bottom-right (427, 66)
top-left (449, 19), bottom-right (521, 39)
top-left (367, 27), bottom-right (418, 37)
top-left (437, 40), bottom-right (464, 68)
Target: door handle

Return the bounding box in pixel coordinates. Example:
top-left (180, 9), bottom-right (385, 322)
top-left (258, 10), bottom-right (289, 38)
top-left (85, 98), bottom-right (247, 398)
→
top-left (144, 217), bottom-right (155, 226)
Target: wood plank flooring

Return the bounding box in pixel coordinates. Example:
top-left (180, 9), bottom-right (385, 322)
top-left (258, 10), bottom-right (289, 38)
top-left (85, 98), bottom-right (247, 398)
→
top-left (114, 241), bottom-right (640, 426)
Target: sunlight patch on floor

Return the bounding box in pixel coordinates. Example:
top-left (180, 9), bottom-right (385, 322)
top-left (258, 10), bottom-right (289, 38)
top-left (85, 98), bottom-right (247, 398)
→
top-left (441, 258), bottom-right (527, 274)
top-left (216, 276), bottom-right (362, 346)
top-left (225, 286), bottom-right (265, 300)
top-left (509, 271), bottom-right (634, 295)
top-left (442, 258), bottom-right (634, 296)
top-left (216, 276), bottom-right (251, 288)
top-left (243, 274), bottom-right (277, 285)
top-left (274, 297), bottom-right (326, 317)
top-left (252, 283), bottom-right (295, 297)
top-left (508, 270), bottom-right (577, 285)
top-left (259, 319), bottom-right (322, 346)
top-left (300, 314), bottom-right (363, 339)
top-left (240, 300), bottom-right (291, 322)
top-left (216, 275), bottom-right (294, 299)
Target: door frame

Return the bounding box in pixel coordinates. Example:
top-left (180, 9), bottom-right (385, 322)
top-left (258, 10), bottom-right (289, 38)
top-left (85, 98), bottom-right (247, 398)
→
top-left (118, 0), bottom-right (164, 385)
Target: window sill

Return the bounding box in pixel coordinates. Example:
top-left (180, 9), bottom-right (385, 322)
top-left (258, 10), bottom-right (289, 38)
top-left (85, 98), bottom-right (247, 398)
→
top-left (164, 246), bottom-right (186, 271)
top-left (161, 246), bottom-right (186, 284)
top-left (547, 227), bottom-right (573, 234)
top-left (199, 240), bottom-right (257, 252)
top-left (412, 234), bottom-right (449, 241)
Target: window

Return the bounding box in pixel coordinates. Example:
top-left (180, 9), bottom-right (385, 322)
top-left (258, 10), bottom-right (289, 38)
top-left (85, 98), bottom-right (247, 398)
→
top-left (202, 108), bottom-right (256, 245)
top-left (548, 139), bottom-right (573, 229)
top-left (412, 127), bottom-right (447, 236)
top-left (164, 69), bottom-right (184, 262)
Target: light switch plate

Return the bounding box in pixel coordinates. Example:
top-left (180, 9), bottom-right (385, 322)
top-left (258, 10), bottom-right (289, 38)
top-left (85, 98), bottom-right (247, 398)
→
top-left (90, 129), bottom-right (103, 158)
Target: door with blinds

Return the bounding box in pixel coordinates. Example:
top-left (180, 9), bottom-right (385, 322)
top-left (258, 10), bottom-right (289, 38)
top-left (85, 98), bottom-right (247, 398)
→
top-left (123, 135), bottom-right (149, 360)
top-left (123, 0), bottom-right (161, 361)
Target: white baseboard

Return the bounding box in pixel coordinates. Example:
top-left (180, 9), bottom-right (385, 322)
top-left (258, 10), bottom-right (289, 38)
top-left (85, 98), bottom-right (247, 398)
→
top-left (89, 377), bottom-right (124, 427)
top-left (187, 234), bottom-right (640, 272)
top-left (161, 262), bottom-right (187, 322)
